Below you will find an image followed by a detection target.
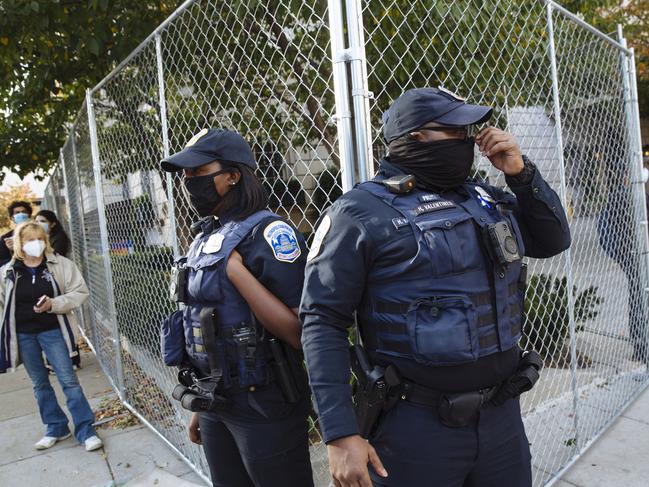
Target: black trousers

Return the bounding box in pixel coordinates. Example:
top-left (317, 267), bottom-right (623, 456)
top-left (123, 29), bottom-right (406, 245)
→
top-left (369, 396), bottom-right (532, 487)
top-left (199, 382), bottom-right (314, 487)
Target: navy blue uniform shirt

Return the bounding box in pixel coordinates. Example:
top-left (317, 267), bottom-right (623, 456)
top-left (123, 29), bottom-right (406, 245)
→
top-left (300, 158), bottom-right (571, 443)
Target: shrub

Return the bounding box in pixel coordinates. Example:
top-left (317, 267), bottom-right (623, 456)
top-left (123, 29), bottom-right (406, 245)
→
top-left (312, 166), bottom-right (343, 210)
top-left (522, 273), bottom-right (602, 366)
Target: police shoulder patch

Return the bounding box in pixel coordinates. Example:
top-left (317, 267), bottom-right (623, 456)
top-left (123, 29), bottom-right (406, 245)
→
top-left (263, 220), bottom-right (301, 263)
top-left (307, 215), bottom-right (331, 262)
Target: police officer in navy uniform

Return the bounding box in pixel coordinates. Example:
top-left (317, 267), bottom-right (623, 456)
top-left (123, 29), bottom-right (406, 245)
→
top-left (300, 88), bottom-right (571, 487)
top-left (160, 128), bottom-right (314, 487)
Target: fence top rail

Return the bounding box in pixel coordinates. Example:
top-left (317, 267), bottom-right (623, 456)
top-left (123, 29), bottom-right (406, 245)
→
top-left (89, 0), bottom-right (197, 94)
top-left (546, 0), bottom-right (632, 55)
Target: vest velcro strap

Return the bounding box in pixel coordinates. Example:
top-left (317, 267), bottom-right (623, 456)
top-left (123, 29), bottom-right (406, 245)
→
top-left (479, 333), bottom-right (498, 349)
top-left (376, 321), bottom-right (408, 335)
top-left (508, 282), bottom-right (519, 296)
top-left (477, 313), bottom-right (495, 328)
top-left (472, 291), bottom-right (492, 307)
top-left (378, 338), bottom-right (411, 355)
top-left (376, 302), bottom-right (410, 314)
top-left (509, 301), bottom-right (522, 318)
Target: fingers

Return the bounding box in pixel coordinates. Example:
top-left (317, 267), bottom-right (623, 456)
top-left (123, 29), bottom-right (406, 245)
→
top-left (487, 141), bottom-right (517, 157)
top-left (477, 129), bottom-right (506, 152)
top-left (475, 126), bottom-right (501, 144)
top-left (188, 426), bottom-right (202, 444)
top-left (368, 445), bottom-right (388, 478)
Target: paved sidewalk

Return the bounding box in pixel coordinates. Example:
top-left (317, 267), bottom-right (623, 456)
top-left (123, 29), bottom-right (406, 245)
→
top-left (0, 350), bottom-right (206, 487)
top-left (557, 384), bottom-right (649, 487)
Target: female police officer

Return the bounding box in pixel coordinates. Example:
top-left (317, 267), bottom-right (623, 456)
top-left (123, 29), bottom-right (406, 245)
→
top-left (160, 128), bottom-right (313, 487)
top-left (301, 88), bottom-right (571, 487)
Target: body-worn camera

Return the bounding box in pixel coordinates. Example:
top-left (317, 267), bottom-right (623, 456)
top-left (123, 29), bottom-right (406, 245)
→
top-left (382, 174), bottom-right (416, 194)
top-left (485, 221), bottom-right (521, 265)
top-left (170, 260), bottom-right (188, 303)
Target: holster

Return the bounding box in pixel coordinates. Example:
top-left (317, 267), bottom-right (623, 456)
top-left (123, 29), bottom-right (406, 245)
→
top-left (268, 337), bottom-right (302, 404)
top-left (350, 345), bottom-right (401, 438)
top-left (490, 349), bottom-right (543, 407)
top-left (172, 366), bottom-right (232, 412)
top-left (437, 386), bottom-right (500, 428)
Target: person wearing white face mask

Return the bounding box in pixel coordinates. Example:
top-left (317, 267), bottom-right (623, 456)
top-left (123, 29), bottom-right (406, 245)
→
top-left (0, 200), bottom-right (34, 267)
top-left (0, 222), bottom-right (103, 452)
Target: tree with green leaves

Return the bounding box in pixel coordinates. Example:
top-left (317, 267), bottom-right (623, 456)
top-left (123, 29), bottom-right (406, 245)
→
top-left (1, 0), bottom-right (647, 182)
top-left (0, 0), bottom-right (179, 181)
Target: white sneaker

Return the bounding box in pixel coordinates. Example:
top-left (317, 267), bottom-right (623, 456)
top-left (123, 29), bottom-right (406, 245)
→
top-left (35, 433), bottom-right (71, 450)
top-left (84, 435), bottom-right (103, 452)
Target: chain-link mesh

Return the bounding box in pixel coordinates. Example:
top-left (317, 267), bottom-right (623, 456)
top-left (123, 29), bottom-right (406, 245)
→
top-left (40, 0), bottom-right (647, 485)
top-left (361, 1), bottom-right (649, 485)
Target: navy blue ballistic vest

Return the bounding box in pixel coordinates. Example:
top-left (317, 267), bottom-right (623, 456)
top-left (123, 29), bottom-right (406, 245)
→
top-left (357, 180), bottom-right (525, 367)
top-left (183, 210), bottom-right (277, 389)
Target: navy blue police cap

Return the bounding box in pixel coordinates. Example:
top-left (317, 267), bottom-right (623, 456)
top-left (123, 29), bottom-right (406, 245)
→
top-left (382, 87), bottom-right (493, 143)
top-left (160, 128), bottom-right (257, 172)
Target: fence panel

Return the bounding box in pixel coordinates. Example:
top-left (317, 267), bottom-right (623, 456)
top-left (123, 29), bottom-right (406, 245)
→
top-left (37, 1), bottom-right (647, 485)
top-left (551, 5), bottom-right (649, 458)
top-left (359, 1), bottom-right (648, 485)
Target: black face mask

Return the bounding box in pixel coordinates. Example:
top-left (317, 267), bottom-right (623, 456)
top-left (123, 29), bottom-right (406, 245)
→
top-left (183, 170), bottom-right (229, 217)
top-left (388, 137), bottom-right (476, 192)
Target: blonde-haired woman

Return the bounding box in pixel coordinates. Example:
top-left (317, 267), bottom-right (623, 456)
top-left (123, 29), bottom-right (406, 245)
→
top-left (0, 222), bottom-right (102, 451)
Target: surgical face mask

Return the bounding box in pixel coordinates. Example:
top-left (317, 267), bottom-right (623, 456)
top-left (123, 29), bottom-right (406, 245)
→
top-left (183, 169), bottom-right (229, 217)
top-left (22, 239), bottom-right (46, 258)
top-left (388, 137), bottom-right (476, 192)
top-left (13, 213), bottom-right (29, 225)
top-left (38, 222), bottom-right (50, 233)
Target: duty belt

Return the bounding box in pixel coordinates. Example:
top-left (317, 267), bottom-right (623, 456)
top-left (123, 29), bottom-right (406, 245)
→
top-left (393, 380), bottom-right (500, 408)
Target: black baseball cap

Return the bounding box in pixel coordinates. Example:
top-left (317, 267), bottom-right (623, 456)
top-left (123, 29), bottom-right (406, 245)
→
top-left (160, 128), bottom-right (257, 172)
top-left (382, 87), bottom-right (493, 143)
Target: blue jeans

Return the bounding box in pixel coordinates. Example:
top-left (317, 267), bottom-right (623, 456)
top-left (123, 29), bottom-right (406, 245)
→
top-left (18, 328), bottom-right (96, 442)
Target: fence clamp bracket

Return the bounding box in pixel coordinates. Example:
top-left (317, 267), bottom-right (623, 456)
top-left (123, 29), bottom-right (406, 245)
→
top-left (352, 88), bottom-right (375, 99)
top-left (334, 47), bottom-right (365, 64)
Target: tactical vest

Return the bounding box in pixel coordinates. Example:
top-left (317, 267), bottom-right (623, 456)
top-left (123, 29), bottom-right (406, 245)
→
top-left (357, 180), bottom-right (525, 367)
top-left (182, 210), bottom-right (277, 389)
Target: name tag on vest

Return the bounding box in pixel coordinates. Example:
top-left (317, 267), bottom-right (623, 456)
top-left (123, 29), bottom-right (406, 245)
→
top-left (392, 217), bottom-right (409, 229)
top-left (414, 200), bottom-right (456, 216)
top-left (418, 194), bottom-right (440, 202)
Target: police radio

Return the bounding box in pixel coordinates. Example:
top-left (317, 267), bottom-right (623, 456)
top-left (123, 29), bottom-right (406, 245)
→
top-left (170, 259), bottom-right (188, 303)
top-left (381, 174), bottom-right (416, 194)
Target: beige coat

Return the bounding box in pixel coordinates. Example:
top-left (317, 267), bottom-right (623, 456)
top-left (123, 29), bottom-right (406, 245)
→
top-left (0, 252), bottom-right (89, 372)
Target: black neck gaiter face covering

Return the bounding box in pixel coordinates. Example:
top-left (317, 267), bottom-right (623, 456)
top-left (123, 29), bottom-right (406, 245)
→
top-left (183, 170), bottom-right (228, 217)
top-left (388, 138), bottom-right (476, 192)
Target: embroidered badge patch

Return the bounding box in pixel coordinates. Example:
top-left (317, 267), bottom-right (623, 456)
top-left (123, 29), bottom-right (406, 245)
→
top-left (418, 194), bottom-right (440, 203)
top-left (307, 215), bottom-right (331, 262)
top-left (263, 221), bottom-right (301, 263)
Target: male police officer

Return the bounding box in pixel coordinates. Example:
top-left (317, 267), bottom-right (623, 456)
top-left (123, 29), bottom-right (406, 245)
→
top-left (300, 87), bottom-right (571, 487)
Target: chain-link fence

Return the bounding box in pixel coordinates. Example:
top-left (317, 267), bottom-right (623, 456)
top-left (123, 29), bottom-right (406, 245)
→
top-left (41, 1), bottom-right (647, 485)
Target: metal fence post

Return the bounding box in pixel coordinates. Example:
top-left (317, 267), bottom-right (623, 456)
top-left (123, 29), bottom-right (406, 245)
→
top-left (70, 129), bottom-right (94, 337)
top-left (626, 46), bottom-right (649, 351)
top-left (59, 147), bottom-right (86, 334)
top-left (345, 0), bottom-right (374, 182)
top-left (86, 89), bottom-right (126, 399)
top-left (328, 0), bottom-right (357, 192)
top-left (155, 33), bottom-right (180, 258)
top-left (546, 0), bottom-right (581, 447)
